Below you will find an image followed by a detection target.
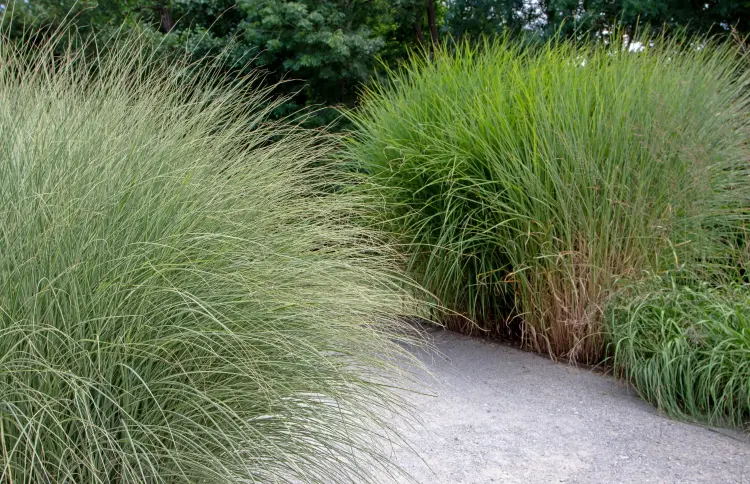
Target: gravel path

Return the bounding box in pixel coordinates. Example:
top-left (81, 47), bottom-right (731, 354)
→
top-left (390, 330), bottom-right (750, 484)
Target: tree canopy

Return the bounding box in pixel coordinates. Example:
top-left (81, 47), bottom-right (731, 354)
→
top-left (4, 0), bottom-right (748, 125)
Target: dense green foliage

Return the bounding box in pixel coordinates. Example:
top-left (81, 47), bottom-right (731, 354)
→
top-left (5, 1), bottom-right (750, 126)
top-left (0, 32), bottom-right (425, 481)
top-left (609, 276), bottom-right (750, 427)
top-left (445, 0), bottom-right (750, 39)
top-left (348, 35), bottom-right (750, 364)
top-left (2, 0), bottom-right (439, 126)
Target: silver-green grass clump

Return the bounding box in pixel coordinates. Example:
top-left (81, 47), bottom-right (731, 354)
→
top-left (0, 31), bottom-right (425, 482)
top-left (348, 33), bottom-right (750, 364)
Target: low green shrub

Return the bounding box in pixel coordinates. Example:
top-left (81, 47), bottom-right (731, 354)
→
top-left (0, 33), bottom-right (424, 482)
top-left (348, 33), bottom-right (750, 363)
top-left (608, 275), bottom-right (750, 427)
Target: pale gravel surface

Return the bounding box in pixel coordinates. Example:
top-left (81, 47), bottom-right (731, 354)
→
top-left (386, 330), bottom-right (750, 484)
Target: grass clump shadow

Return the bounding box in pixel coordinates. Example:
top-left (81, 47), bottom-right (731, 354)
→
top-left (0, 29), bottom-right (429, 482)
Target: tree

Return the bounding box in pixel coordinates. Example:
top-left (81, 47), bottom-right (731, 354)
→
top-left (162, 0), bottom-right (425, 124)
top-left (236, 0), bottom-right (390, 113)
top-left (426, 0), bottom-right (439, 46)
top-left (446, 0), bottom-right (534, 39)
top-left (616, 0), bottom-right (750, 35)
top-left (447, 0), bottom-right (750, 40)
top-left (519, 0), bottom-right (750, 38)
top-left (161, 0), bottom-right (439, 122)
top-left (6, 0), bottom-right (750, 128)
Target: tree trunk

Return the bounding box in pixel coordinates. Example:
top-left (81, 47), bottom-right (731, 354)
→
top-left (414, 21), bottom-right (426, 46)
top-left (425, 0), bottom-right (439, 49)
top-left (156, 3), bottom-right (174, 33)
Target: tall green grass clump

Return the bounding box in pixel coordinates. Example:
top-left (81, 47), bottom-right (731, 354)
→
top-left (348, 34), bottom-right (750, 363)
top-left (608, 275), bottom-right (750, 427)
top-left (0, 31), bottom-right (425, 482)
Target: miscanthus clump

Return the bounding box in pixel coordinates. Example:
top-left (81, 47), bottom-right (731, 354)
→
top-left (0, 31), bottom-right (425, 482)
top-left (349, 34), bottom-right (750, 364)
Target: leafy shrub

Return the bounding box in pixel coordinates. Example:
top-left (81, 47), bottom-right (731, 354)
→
top-left (0, 33), bottom-right (424, 482)
top-left (348, 34), bottom-right (750, 363)
top-left (608, 276), bottom-right (750, 427)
